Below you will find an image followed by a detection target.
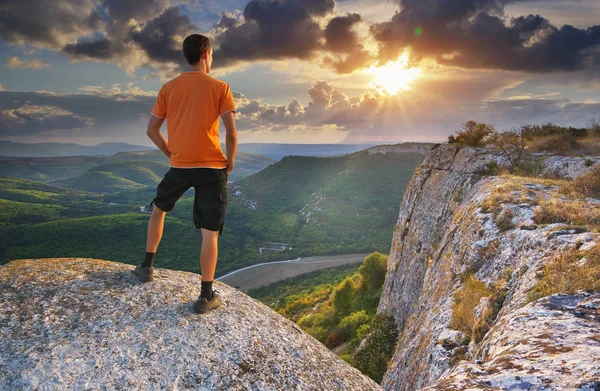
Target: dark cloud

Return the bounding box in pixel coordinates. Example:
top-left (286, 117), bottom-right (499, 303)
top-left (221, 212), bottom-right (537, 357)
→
top-left (128, 7), bottom-right (195, 65)
top-left (213, 0), bottom-right (335, 67)
top-left (321, 13), bottom-right (373, 74)
top-left (0, 90), bottom-right (154, 138)
top-left (0, 104), bottom-right (91, 136)
top-left (371, 0), bottom-right (600, 73)
top-left (0, 0), bottom-right (102, 48)
top-left (217, 10), bottom-right (241, 29)
top-left (324, 13), bottom-right (362, 53)
top-left (63, 36), bottom-right (118, 60)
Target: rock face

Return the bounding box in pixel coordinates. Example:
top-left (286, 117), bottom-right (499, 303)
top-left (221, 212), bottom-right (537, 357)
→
top-left (0, 258), bottom-right (380, 390)
top-left (425, 293), bottom-right (600, 391)
top-left (367, 143), bottom-right (434, 156)
top-left (379, 144), bottom-right (600, 390)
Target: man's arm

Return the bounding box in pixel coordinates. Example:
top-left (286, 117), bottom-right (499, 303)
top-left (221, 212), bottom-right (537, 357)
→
top-left (221, 112), bottom-right (238, 174)
top-left (146, 115), bottom-right (170, 158)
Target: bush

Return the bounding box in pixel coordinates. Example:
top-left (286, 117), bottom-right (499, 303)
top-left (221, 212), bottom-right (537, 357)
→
top-left (448, 121), bottom-right (496, 147)
top-left (332, 277), bottom-right (357, 319)
top-left (325, 330), bottom-right (344, 348)
top-left (359, 252), bottom-right (388, 293)
top-left (338, 310), bottom-right (370, 340)
top-left (354, 313), bottom-right (399, 383)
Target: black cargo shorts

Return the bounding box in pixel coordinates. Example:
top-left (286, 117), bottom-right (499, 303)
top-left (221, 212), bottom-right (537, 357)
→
top-left (150, 167), bottom-right (228, 235)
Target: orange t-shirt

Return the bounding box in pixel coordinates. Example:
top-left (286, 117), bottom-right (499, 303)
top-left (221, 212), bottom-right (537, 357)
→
top-left (151, 72), bottom-right (236, 168)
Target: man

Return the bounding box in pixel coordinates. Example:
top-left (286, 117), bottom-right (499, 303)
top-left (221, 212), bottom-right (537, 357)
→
top-left (135, 34), bottom-right (238, 315)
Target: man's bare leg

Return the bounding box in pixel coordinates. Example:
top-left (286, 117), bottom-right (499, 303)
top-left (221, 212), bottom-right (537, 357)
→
top-left (192, 228), bottom-right (222, 312)
top-left (200, 228), bottom-right (219, 281)
top-left (146, 206), bottom-right (167, 253)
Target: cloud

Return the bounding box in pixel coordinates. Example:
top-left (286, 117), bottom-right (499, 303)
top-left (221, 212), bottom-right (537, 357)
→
top-left (63, 36), bottom-right (120, 60)
top-left (77, 83), bottom-right (158, 100)
top-left (0, 104), bottom-right (92, 136)
top-left (371, 0), bottom-right (600, 73)
top-left (128, 7), bottom-right (195, 65)
top-left (230, 76), bottom-right (600, 142)
top-left (4, 57), bottom-right (50, 69)
top-left (322, 13), bottom-right (374, 73)
top-left (0, 89), bottom-right (155, 138)
top-left (212, 0), bottom-right (335, 68)
top-left (216, 10), bottom-right (242, 29)
top-left (0, 0), bottom-right (102, 49)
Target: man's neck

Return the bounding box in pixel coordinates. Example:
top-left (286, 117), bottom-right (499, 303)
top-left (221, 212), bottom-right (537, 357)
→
top-left (188, 62), bottom-right (208, 73)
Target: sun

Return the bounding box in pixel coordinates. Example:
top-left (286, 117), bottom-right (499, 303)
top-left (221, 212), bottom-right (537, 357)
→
top-left (368, 53), bottom-right (421, 95)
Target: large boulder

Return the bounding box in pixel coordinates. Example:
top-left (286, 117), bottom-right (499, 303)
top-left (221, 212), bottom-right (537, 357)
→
top-left (0, 258), bottom-right (380, 390)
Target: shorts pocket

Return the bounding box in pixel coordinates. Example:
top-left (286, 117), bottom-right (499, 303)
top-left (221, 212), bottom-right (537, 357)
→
top-left (219, 183), bottom-right (228, 216)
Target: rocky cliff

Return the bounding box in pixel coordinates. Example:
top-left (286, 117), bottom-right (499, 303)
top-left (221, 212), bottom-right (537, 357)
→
top-left (368, 143), bottom-right (434, 156)
top-left (379, 144), bottom-right (600, 390)
top-left (0, 258), bottom-right (380, 390)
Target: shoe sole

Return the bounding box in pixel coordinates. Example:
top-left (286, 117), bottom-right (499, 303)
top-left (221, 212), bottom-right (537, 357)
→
top-left (134, 267), bottom-right (154, 282)
top-left (192, 297), bottom-right (222, 314)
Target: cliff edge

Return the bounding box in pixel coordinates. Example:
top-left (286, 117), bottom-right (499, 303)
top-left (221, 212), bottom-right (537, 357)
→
top-left (379, 144), bottom-right (600, 390)
top-left (0, 258), bottom-right (380, 390)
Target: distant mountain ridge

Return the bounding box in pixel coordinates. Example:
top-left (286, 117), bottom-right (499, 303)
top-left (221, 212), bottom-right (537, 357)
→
top-left (0, 149), bottom-right (275, 183)
top-left (0, 141), bottom-right (151, 157)
top-left (0, 140), bottom-right (420, 160)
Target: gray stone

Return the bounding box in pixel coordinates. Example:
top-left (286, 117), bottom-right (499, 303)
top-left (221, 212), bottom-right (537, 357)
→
top-left (0, 259), bottom-right (380, 391)
top-left (379, 145), bottom-right (600, 390)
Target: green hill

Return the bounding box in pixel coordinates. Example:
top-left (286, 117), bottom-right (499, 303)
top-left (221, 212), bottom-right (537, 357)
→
top-left (168, 148), bottom-right (424, 265)
top-left (0, 146), bottom-right (425, 276)
top-left (86, 161), bottom-right (167, 185)
top-left (0, 213), bottom-right (203, 272)
top-left (53, 171), bottom-right (147, 194)
top-left (0, 150), bottom-right (275, 183)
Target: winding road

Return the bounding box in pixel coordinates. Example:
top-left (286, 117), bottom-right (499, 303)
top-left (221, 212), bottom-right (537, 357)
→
top-left (217, 253), bottom-right (368, 292)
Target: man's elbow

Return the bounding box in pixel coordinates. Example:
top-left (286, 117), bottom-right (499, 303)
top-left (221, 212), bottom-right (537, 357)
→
top-left (226, 131), bottom-right (238, 143)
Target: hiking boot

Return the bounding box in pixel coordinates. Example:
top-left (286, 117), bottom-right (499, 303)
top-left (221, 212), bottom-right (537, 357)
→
top-left (192, 291), bottom-right (222, 314)
top-left (135, 264), bottom-right (154, 283)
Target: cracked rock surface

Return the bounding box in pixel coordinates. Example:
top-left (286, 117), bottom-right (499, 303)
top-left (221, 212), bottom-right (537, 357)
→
top-left (0, 258), bottom-right (380, 391)
top-left (379, 144), bottom-right (600, 390)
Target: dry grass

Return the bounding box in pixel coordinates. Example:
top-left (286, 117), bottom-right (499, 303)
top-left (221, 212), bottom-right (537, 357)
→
top-left (560, 165), bottom-right (600, 200)
top-left (527, 243), bottom-right (600, 303)
top-left (527, 134), bottom-right (580, 155)
top-left (481, 180), bottom-right (528, 215)
top-left (450, 274), bottom-right (493, 336)
top-left (534, 198), bottom-right (600, 232)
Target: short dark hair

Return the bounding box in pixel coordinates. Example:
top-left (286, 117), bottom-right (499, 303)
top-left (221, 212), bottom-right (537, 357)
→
top-left (183, 34), bottom-right (211, 65)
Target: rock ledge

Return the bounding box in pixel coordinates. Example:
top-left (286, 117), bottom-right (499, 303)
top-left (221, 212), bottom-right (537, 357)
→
top-left (0, 258), bottom-right (380, 390)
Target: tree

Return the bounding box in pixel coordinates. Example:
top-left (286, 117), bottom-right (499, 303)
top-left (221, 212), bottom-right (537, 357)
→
top-left (359, 252), bottom-right (388, 293)
top-left (354, 313), bottom-right (399, 383)
top-left (332, 277), bottom-right (356, 319)
top-left (447, 121), bottom-right (496, 147)
top-left (490, 126), bottom-right (528, 169)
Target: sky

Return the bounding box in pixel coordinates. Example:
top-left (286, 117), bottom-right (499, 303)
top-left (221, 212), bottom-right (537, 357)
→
top-left (0, 0), bottom-right (599, 146)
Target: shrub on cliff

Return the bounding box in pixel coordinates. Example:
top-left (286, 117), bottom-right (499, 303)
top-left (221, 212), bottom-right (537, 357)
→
top-left (332, 277), bottom-right (358, 319)
top-left (354, 313), bottom-right (399, 383)
top-left (358, 252), bottom-right (388, 294)
top-left (447, 121), bottom-right (496, 147)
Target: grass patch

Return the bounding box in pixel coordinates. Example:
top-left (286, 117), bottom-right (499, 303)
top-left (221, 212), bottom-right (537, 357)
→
top-left (527, 243), bottom-right (600, 303)
top-left (559, 165), bottom-right (600, 200)
top-left (534, 198), bottom-right (600, 232)
top-left (450, 273), bottom-right (494, 337)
